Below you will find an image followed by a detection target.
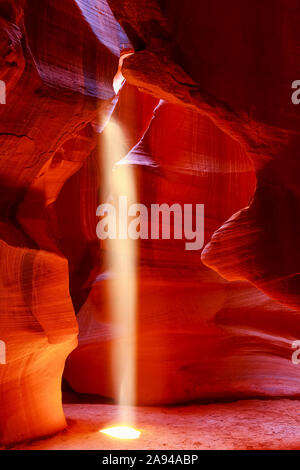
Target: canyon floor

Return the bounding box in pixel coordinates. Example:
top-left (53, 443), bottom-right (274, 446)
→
top-left (11, 397), bottom-right (300, 450)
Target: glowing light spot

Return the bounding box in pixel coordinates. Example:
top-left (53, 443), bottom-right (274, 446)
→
top-left (113, 52), bottom-right (134, 94)
top-left (100, 426), bottom-right (141, 440)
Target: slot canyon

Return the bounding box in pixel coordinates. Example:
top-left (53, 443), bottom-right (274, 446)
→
top-left (0, 0), bottom-right (300, 451)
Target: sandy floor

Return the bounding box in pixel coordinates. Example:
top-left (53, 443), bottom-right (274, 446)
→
top-left (10, 399), bottom-right (300, 450)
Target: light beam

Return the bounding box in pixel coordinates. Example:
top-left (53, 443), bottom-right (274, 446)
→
top-left (100, 426), bottom-right (141, 440)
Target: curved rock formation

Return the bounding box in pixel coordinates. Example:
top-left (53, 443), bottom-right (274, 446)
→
top-left (107, 0), bottom-right (300, 310)
top-left (0, 0), bottom-right (128, 446)
top-left (1, 0), bottom-right (300, 446)
top-left (65, 99), bottom-right (300, 404)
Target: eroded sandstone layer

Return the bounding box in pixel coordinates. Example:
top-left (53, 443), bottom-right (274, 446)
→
top-left (0, 0), bottom-right (299, 446)
top-left (0, 0), bottom-right (129, 446)
top-left (65, 97), bottom-right (300, 404)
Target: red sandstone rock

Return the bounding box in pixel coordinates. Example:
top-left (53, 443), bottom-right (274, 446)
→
top-left (0, 0), bottom-right (127, 446)
top-left (0, 0), bottom-right (300, 446)
top-left (108, 0), bottom-right (300, 309)
top-left (65, 100), bottom-right (300, 404)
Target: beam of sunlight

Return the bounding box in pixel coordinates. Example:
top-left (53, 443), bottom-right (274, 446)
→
top-left (100, 118), bottom-right (137, 428)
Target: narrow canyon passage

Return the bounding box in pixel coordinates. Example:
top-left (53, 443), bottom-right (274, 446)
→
top-left (0, 0), bottom-right (299, 451)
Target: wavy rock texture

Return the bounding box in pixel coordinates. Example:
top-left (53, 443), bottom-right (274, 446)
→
top-left (1, 0), bottom-right (300, 446)
top-left (107, 0), bottom-right (300, 310)
top-left (65, 99), bottom-right (300, 404)
top-left (0, 0), bottom-right (128, 446)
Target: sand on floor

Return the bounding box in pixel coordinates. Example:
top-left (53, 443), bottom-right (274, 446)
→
top-left (9, 399), bottom-right (300, 450)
